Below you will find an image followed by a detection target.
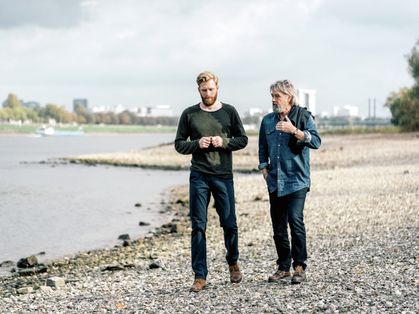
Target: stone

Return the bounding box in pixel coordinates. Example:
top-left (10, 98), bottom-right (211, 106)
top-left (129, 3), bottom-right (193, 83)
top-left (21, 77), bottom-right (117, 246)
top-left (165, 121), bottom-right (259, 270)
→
top-left (18, 268), bottom-right (38, 276)
top-left (102, 265), bottom-right (125, 271)
top-left (37, 286), bottom-right (52, 292)
top-left (118, 234), bottom-right (130, 240)
top-left (135, 203), bottom-right (142, 207)
top-left (253, 193), bottom-right (268, 202)
top-left (170, 223), bottom-right (183, 233)
top-left (235, 197), bottom-right (244, 204)
top-left (0, 261), bottom-right (13, 267)
top-left (139, 221), bottom-right (150, 226)
top-left (149, 258), bottom-right (164, 269)
top-left (123, 239), bottom-right (132, 247)
top-left (17, 287), bottom-right (33, 294)
top-left (176, 198), bottom-right (189, 204)
top-left (17, 255), bottom-right (38, 268)
top-left (18, 265), bottom-right (48, 276)
top-left (46, 277), bottom-right (65, 287)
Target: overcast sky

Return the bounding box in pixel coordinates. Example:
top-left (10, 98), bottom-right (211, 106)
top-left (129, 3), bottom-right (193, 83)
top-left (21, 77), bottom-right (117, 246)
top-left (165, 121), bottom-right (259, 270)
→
top-left (1, 0), bottom-right (418, 117)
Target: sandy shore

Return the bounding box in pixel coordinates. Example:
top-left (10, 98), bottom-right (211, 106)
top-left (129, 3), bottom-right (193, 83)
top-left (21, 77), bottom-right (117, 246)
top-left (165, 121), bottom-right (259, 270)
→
top-left (1, 133), bottom-right (418, 313)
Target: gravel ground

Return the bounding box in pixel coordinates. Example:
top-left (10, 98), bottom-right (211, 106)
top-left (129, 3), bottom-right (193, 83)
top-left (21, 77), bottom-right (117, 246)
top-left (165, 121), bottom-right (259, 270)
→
top-left (1, 133), bottom-right (418, 313)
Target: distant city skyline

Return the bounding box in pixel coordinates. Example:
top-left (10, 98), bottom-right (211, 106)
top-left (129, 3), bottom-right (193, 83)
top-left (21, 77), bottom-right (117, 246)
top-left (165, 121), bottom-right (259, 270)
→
top-left (1, 1), bottom-right (418, 118)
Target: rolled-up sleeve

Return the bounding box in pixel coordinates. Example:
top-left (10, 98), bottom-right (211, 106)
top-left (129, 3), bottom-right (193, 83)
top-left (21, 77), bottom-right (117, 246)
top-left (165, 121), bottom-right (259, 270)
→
top-left (296, 116), bottom-right (321, 149)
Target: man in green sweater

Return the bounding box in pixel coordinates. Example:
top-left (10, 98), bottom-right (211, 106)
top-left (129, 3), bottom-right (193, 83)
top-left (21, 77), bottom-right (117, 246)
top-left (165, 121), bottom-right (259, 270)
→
top-left (175, 71), bottom-right (248, 292)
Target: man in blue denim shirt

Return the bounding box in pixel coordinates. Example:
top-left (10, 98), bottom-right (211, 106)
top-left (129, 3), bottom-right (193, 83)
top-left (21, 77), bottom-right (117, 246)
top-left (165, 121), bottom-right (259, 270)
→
top-left (258, 79), bottom-right (321, 284)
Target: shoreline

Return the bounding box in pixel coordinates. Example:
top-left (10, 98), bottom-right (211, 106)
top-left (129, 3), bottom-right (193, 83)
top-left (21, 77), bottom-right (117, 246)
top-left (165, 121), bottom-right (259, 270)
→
top-left (1, 133), bottom-right (418, 313)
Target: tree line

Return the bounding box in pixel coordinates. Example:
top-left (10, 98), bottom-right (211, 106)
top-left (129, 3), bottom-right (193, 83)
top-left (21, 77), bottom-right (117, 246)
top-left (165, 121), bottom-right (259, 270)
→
top-left (385, 39), bottom-right (419, 131)
top-left (0, 96), bottom-right (180, 126)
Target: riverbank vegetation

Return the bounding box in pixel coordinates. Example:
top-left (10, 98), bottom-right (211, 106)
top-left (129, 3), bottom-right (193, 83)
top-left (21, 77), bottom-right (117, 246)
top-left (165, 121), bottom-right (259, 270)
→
top-left (0, 124), bottom-right (177, 134)
top-left (0, 95), bottom-right (180, 127)
top-left (385, 39), bottom-right (419, 132)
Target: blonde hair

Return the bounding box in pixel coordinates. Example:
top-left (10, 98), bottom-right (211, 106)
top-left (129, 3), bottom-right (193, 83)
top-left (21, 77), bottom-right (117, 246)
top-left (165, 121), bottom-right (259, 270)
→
top-left (196, 71), bottom-right (219, 86)
top-left (270, 79), bottom-right (299, 107)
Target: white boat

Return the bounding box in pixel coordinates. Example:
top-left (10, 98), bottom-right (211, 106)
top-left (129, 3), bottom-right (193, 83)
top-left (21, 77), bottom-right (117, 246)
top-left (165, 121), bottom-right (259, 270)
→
top-left (35, 127), bottom-right (55, 136)
top-left (35, 127), bottom-right (85, 136)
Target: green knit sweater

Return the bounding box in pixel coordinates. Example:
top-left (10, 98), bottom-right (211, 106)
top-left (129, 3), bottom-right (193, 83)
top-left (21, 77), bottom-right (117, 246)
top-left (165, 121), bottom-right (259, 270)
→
top-left (174, 103), bottom-right (248, 179)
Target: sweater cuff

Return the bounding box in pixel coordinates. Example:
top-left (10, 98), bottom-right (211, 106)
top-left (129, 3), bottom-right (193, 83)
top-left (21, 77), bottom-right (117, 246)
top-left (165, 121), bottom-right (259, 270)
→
top-left (258, 162), bottom-right (268, 170)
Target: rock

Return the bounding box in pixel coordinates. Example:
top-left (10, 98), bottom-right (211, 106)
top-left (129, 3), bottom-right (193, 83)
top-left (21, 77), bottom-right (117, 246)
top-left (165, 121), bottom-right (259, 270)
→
top-left (0, 261), bottom-right (13, 267)
top-left (17, 255), bottom-right (38, 268)
top-left (17, 287), bottom-right (33, 294)
top-left (149, 258), bottom-right (164, 269)
top-left (18, 265), bottom-right (48, 276)
top-left (46, 277), bottom-right (65, 287)
top-left (37, 251), bottom-right (46, 255)
top-left (37, 286), bottom-right (52, 292)
top-left (18, 268), bottom-right (37, 276)
top-left (404, 170), bottom-right (409, 174)
top-left (135, 203), bottom-right (142, 207)
top-left (235, 197), bottom-right (243, 204)
top-left (118, 234), bottom-right (130, 240)
top-left (139, 221), bottom-right (150, 226)
top-left (254, 193), bottom-right (269, 202)
top-left (170, 223), bottom-right (183, 233)
top-left (176, 198), bottom-right (189, 204)
top-left (102, 265), bottom-right (125, 271)
top-left (123, 239), bottom-right (131, 247)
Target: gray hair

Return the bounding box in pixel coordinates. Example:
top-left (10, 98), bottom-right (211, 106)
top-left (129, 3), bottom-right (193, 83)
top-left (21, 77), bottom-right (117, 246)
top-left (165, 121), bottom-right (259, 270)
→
top-left (270, 79), bottom-right (299, 107)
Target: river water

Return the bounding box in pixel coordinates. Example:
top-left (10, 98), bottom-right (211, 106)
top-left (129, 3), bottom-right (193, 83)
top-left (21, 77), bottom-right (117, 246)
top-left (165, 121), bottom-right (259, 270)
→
top-left (0, 133), bottom-right (189, 276)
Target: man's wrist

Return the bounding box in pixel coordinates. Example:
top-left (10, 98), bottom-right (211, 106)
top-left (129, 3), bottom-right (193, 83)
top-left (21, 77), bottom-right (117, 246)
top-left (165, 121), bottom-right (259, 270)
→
top-left (292, 128), bottom-right (299, 135)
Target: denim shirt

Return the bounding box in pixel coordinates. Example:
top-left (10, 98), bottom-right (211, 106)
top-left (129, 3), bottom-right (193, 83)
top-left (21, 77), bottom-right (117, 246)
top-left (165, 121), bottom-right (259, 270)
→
top-left (258, 111), bottom-right (321, 197)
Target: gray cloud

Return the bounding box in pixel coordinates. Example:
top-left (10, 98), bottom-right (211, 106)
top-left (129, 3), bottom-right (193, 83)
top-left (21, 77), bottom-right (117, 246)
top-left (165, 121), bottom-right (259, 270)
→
top-left (0, 0), bottom-right (84, 29)
top-left (314, 0), bottom-right (419, 29)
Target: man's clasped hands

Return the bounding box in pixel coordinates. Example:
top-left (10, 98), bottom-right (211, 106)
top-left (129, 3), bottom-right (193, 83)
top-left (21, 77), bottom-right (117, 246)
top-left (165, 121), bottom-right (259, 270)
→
top-left (199, 136), bottom-right (223, 149)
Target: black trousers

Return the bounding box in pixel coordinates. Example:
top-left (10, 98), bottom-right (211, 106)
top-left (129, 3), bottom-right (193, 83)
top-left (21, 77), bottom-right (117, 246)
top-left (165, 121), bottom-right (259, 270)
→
top-left (269, 188), bottom-right (308, 271)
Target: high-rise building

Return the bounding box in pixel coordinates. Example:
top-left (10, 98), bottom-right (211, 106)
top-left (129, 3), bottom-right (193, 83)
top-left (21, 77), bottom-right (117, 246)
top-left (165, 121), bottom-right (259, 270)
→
top-left (297, 89), bottom-right (316, 116)
top-left (73, 99), bottom-right (88, 112)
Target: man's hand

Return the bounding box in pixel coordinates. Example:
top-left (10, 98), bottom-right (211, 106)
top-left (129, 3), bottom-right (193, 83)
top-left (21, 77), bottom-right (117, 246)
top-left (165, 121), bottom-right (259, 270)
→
top-left (199, 137), bottom-right (212, 149)
top-left (262, 168), bottom-right (268, 180)
top-left (276, 115), bottom-right (295, 133)
top-left (211, 136), bottom-right (223, 148)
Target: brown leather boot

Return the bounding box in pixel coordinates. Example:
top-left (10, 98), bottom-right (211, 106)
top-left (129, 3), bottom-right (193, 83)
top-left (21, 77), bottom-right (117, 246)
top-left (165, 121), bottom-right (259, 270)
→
top-left (229, 262), bottom-right (242, 283)
top-left (190, 279), bottom-right (206, 292)
top-left (291, 265), bottom-right (306, 284)
top-left (268, 269), bottom-right (291, 282)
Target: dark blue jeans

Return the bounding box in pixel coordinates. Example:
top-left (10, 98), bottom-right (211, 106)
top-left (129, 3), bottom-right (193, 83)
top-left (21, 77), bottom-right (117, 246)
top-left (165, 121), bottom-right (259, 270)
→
top-left (269, 187), bottom-right (308, 271)
top-left (189, 171), bottom-right (239, 280)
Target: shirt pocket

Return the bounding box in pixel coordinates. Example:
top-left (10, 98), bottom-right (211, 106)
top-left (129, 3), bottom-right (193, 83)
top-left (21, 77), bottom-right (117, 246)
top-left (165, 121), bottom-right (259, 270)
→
top-left (265, 128), bottom-right (276, 146)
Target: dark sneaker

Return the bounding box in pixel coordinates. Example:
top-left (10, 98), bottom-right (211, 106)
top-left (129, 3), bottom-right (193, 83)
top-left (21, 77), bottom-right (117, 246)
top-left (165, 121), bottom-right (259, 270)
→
top-left (268, 269), bottom-right (291, 282)
top-left (229, 262), bottom-right (242, 283)
top-left (291, 265), bottom-right (306, 284)
top-left (190, 279), bottom-right (206, 292)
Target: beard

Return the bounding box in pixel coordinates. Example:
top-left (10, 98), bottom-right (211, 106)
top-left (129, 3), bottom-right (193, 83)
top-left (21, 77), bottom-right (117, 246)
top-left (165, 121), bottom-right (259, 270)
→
top-left (201, 91), bottom-right (218, 107)
top-left (272, 102), bottom-right (285, 114)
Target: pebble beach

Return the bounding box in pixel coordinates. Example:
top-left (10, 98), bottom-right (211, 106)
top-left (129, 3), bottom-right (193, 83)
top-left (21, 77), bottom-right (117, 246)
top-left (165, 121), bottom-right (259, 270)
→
top-left (1, 133), bottom-right (418, 313)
